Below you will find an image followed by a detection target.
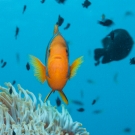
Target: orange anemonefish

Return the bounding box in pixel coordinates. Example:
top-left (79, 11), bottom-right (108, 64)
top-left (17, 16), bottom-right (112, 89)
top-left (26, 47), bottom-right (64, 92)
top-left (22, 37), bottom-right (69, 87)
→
top-left (29, 24), bottom-right (83, 104)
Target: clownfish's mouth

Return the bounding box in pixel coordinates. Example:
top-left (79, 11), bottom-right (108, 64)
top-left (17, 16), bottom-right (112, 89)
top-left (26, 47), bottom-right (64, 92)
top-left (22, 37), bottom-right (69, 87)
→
top-left (54, 56), bottom-right (62, 59)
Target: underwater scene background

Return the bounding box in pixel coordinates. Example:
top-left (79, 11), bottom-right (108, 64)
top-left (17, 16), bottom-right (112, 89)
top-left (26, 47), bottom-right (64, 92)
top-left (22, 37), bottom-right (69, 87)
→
top-left (0, 0), bottom-right (135, 135)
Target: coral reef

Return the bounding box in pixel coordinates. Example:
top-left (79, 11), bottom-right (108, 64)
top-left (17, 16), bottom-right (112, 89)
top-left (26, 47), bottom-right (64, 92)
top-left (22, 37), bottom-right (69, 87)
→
top-left (0, 82), bottom-right (89, 135)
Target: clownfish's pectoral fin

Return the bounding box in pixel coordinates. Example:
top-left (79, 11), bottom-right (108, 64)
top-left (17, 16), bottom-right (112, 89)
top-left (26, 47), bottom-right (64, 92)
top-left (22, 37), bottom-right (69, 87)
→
top-left (44, 90), bottom-right (53, 103)
top-left (58, 91), bottom-right (68, 104)
top-left (53, 24), bottom-right (59, 34)
top-left (29, 55), bottom-right (47, 83)
top-left (69, 56), bottom-right (83, 79)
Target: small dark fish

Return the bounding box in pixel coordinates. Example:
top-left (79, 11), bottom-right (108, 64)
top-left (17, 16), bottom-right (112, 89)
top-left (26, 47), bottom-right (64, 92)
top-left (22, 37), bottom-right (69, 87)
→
top-left (77, 108), bottom-right (84, 112)
top-left (12, 80), bottom-right (16, 85)
top-left (56, 15), bottom-right (64, 27)
top-left (113, 72), bottom-right (118, 83)
top-left (123, 127), bottom-right (131, 133)
top-left (64, 23), bottom-right (70, 30)
top-left (130, 57), bottom-right (135, 64)
top-left (15, 27), bottom-right (19, 39)
top-left (1, 62), bottom-right (7, 68)
top-left (98, 14), bottom-right (113, 27)
top-left (82, 0), bottom-right (91, 8)
top-left (55, 0), bottom-right (66, 4)
top-left (26, 62), bottom-right (30, 70)
top-left (41, 0), bottom-right (45, 3)
top-left (93, 110), bottom-right (102, 114)
top-left (92, 97), bottom-right (99, 105)
top-left (98, 19), bottom-right (113, 27)
top-left (13, 130), bottom-right (16, 135)
top-left (125, 11), bottom-right (134, 16)
top-left (22, 5), bottom-right (27, 14)
top-left (56, 97), bottom-right (61, 107)
top-left (87, 79), bottom-right (94, 84)
top-left (92, 99), bottom-right (96, 105)
top-left (102, 14), bottom-right (106, 21)
top-left (71, 100), bottom-right (84, 106)
top-left (9, 87), bottom-right (12, 95)
top-left (1, 59), bottom-right (3, 63)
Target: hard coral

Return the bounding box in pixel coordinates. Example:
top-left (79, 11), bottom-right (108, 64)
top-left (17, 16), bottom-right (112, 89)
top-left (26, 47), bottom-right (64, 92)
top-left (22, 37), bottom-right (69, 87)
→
top-left (0, 82), bottom-right (89, 135)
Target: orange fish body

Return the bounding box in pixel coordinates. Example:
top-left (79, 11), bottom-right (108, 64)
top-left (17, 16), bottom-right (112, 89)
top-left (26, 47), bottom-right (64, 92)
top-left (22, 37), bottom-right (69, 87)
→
top-left (29, 25), bottom-right (83, 104)
top-left (47, 34), bottom-right (69, 91)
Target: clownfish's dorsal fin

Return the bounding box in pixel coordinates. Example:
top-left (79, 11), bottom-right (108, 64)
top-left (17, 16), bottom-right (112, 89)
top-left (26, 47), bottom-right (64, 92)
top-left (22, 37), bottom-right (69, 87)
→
top-left (53, 24), bottom-right (59, 35)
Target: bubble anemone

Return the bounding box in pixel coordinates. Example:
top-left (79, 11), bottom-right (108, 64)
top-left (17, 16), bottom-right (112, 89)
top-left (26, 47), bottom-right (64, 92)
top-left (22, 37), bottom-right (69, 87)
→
top-left (0, 82), bottom-right (89, 135)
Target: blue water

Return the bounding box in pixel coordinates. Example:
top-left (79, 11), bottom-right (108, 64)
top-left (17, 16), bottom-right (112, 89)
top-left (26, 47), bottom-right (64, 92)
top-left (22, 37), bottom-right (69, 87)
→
top-left (0, 0), bottom-right (135, 135)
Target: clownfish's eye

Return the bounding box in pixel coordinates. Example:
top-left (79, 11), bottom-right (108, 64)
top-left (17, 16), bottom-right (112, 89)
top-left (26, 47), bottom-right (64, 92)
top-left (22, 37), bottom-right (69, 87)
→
top-left (48, 49), bottom-right (51, 57)
top-left (66, 49), bottom-right (68, 53)
top-left (66, 49), bottom-right (69, 56)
